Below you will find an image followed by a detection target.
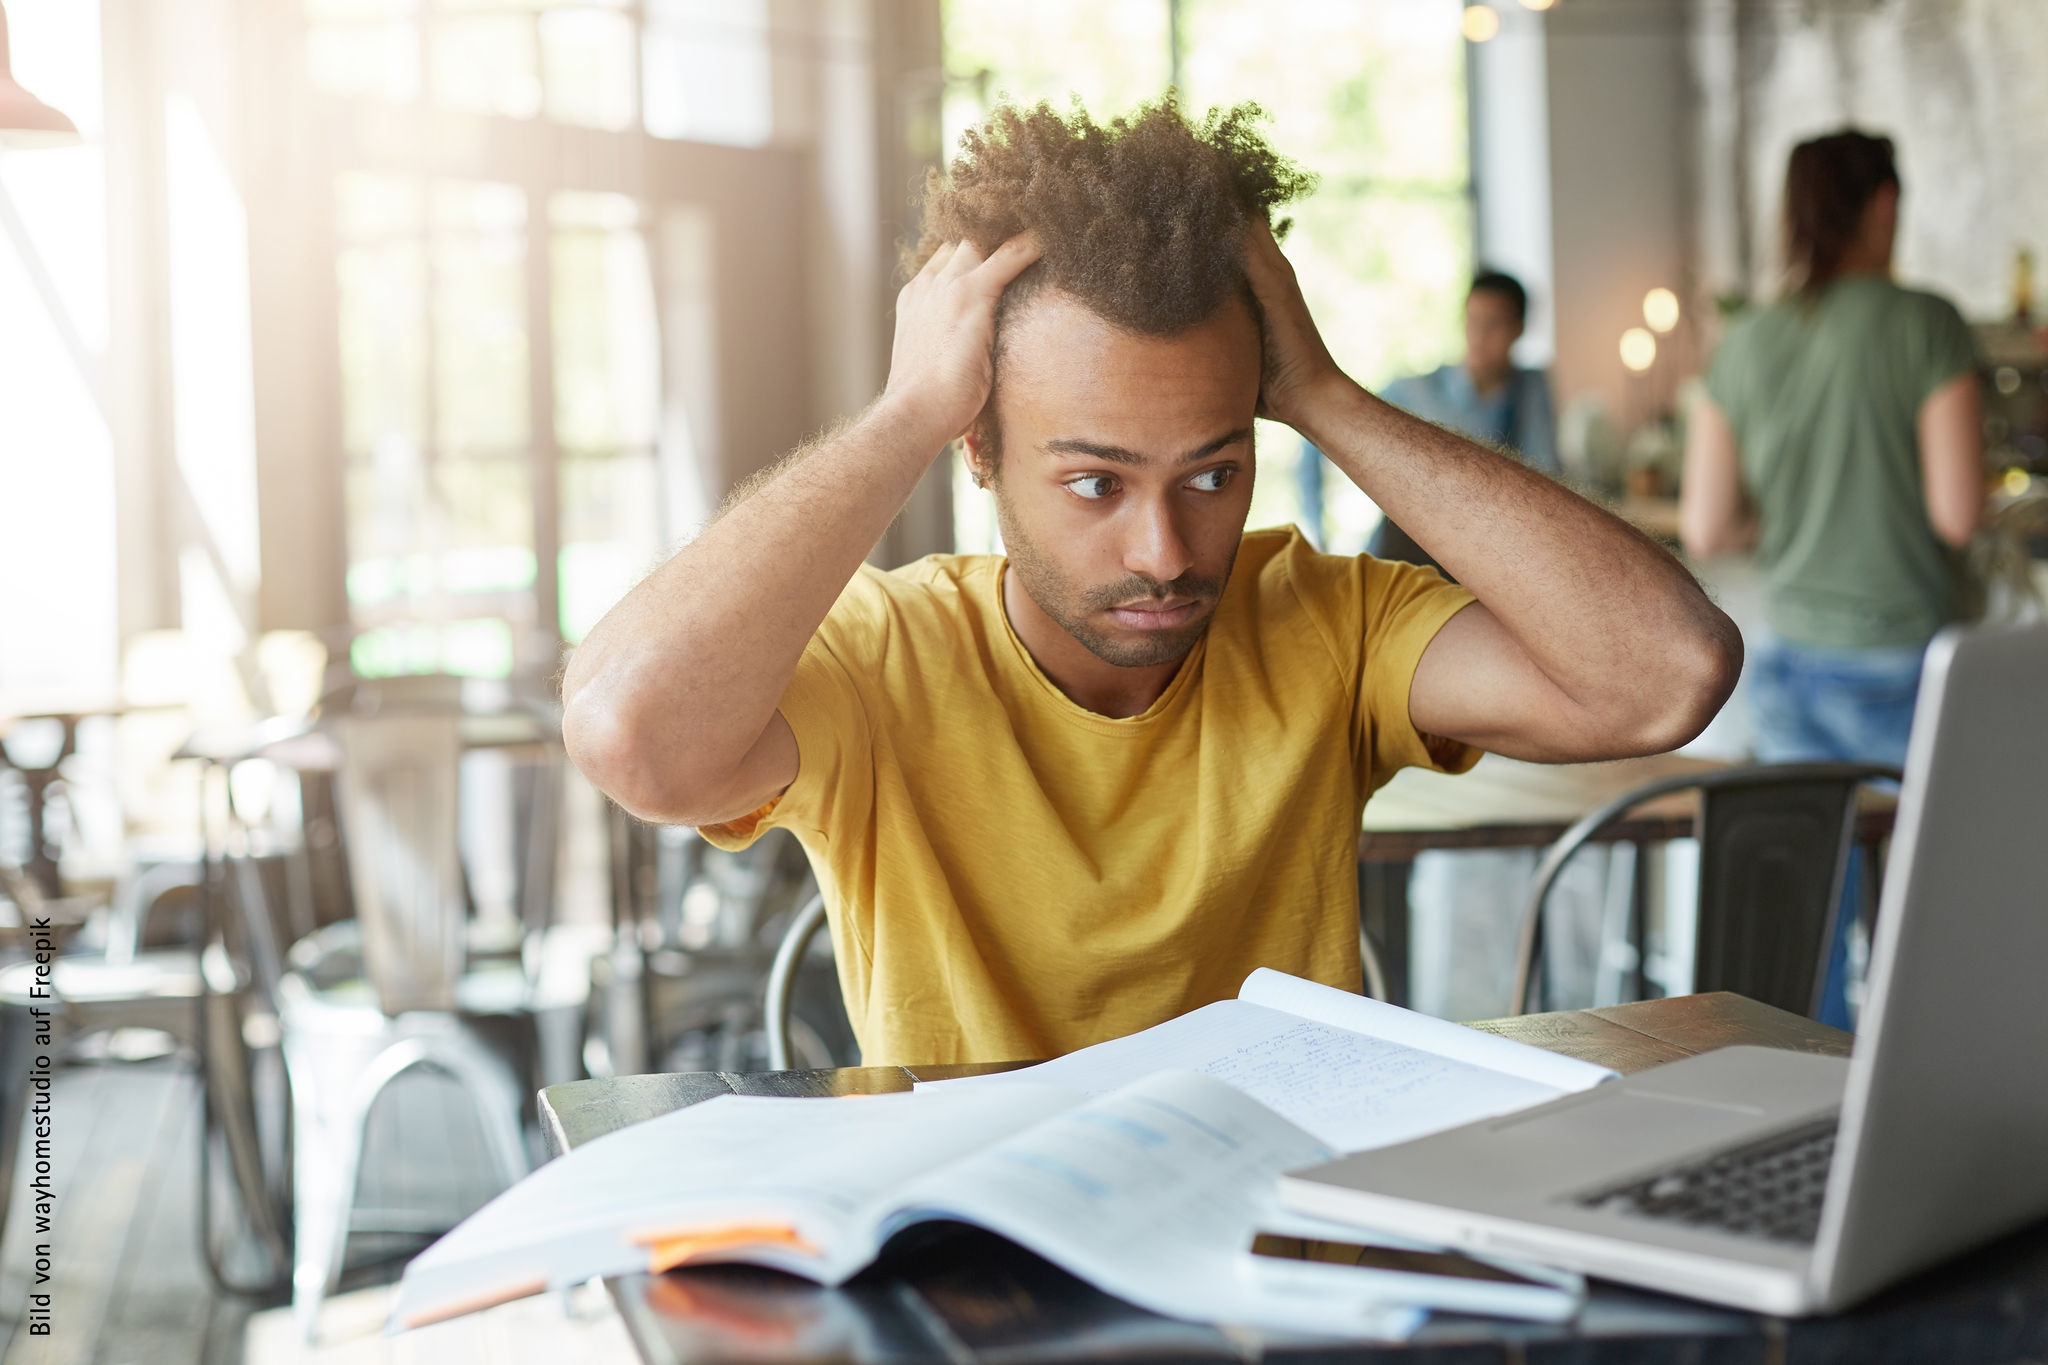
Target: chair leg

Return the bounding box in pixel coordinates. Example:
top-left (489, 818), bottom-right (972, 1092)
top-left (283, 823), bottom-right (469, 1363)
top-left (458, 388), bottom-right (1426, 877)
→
top-left (1591, 842), bottom-right (1641, 1008)
top-left (287, 1050), bottom-right (345, 1341)
top-left (597, 941), bottom-right (648, 1078)
top-left (285, 1027), bottom-right (389, 1343)
top-left (1629, 841), bottom-right (1651, 1003)
top-left (202, 989), bottom-right (289, 1275)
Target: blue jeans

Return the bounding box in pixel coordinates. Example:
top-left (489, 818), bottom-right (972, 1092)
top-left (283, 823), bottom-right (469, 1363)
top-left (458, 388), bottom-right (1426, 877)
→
top-left (1749, 635), bottom-right (1927, 769)
top-left (1748, 635), bottom-right (1927, 1030)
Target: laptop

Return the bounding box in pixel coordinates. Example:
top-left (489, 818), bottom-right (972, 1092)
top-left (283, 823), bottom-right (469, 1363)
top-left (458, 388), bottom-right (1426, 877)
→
top-left (1280, 621), bottom-right (2048, 1316)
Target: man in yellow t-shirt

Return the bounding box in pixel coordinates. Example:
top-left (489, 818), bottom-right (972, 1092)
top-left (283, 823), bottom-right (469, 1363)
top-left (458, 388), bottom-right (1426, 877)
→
top-left (562, 99), bottom-right (1741, 1066)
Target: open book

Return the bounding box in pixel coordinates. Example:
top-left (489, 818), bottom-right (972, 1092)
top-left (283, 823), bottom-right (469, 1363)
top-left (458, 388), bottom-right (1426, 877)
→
top-left (394, 972), bottom-right (1611, 1337)
top-left (920, 968), bottom-right (1616, 1152)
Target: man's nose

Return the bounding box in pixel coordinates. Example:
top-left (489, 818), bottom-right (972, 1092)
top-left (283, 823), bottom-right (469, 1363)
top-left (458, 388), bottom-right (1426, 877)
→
top-left (1122, 495), bottom-right (1195, 588)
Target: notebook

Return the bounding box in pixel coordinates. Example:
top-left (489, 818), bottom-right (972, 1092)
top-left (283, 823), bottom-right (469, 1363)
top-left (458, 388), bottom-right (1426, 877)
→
top-left (393, 971), bottom-right (1609, 1337)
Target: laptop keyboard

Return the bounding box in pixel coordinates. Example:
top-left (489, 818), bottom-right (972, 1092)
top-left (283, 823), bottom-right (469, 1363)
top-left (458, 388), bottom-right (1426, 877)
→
top-left (1576, 1119), bottom-right (1839, 1245)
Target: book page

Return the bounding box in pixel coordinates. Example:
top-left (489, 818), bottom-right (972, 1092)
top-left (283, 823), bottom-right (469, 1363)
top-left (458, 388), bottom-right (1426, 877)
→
top-left (393, 1083), bottom-right (1078, 1330)
top-left (880, 1071), bottom-right (1577, 1336)
top-left (1237, 969), bottom-right (1615, 1093)
top-left (921, 1000), bottom-right (1574, 1153)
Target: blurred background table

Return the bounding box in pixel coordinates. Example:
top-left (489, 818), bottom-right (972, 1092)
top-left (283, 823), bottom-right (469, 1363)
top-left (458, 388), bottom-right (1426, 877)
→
top-left (1359, 753), bottom-right (1724, 863)
top-left (0, 699), bottom-right (139, 898)
top-left (1356, 755), bottom-right (1897, 1010)
top-left (1358, 754), bottom-right (1719, 1009)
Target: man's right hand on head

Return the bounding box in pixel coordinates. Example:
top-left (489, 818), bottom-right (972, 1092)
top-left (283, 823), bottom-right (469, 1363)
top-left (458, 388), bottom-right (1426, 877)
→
top-left (881, 234), bottom-right (1042, 448)
top-left (1243, 220), bottom-right (1349, 435)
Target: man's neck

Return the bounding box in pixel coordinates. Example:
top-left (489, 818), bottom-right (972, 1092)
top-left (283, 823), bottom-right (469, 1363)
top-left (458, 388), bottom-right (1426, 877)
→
top-left (1000, 567), bottom-right (1185, 719)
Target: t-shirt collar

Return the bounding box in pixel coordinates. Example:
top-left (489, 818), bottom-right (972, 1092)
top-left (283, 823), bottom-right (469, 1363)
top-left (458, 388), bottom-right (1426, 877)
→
top-left (987, 560), bottom-right (1209, 727)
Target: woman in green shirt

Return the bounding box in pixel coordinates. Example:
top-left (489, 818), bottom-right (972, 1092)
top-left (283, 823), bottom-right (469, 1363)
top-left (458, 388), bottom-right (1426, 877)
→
top-left (1680, 129), bottom-right (1983, 769)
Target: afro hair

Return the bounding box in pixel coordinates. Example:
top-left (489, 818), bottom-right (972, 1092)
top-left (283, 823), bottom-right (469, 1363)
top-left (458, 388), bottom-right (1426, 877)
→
top-left (910, 94), bottom-right (1317, 339)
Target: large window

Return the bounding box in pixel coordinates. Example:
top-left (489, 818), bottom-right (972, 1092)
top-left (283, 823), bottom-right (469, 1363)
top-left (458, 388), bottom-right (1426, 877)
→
top-left (307, 0), bottom-right (762, 677)
top-left (551, 191), bottom-right (661, 643)
top-left (306, 0), bottom-right (771, 144)
top-left (338, 172), bottom-right (537, 676)
top-left (0, 0), bottom-right (116, 698)
top-left (943, 0), bottom-right (1471, 554)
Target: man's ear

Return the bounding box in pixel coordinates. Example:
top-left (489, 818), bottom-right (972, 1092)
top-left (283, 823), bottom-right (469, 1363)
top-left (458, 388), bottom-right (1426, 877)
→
top-left (961, 419), bottom-right (996, 489)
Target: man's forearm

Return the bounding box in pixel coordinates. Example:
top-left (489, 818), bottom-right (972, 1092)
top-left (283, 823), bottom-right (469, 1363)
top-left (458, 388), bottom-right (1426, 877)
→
top-left (562, 398), bottom-right (945, 817)
top-left (1302, 378), bottom-right (1738, 743)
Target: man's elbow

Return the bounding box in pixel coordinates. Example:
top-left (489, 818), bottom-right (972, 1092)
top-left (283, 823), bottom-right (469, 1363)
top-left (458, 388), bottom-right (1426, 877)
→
top-left (1628, 610), bottom-right (1744, 754)
top-left (562, 690), bottom-right (710, 826)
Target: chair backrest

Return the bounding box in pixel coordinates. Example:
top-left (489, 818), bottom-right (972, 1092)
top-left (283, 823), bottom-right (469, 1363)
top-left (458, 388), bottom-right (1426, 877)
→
top-left (1512, 762), bottom-right (1899, 1017)
top-left (763, 891), bottom-right (828, 1070)
top-left (1692, 770), bottom-right (1881, 1014)
top-left (330, 713), bottom-right (466, 1014)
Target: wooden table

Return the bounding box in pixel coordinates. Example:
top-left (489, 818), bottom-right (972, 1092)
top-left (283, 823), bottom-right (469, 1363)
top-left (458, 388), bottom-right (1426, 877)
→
top-left (539, 993), bottom-right (2048, 1364)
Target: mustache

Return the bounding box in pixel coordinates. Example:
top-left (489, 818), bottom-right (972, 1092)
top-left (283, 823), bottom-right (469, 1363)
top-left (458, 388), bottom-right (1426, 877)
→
top-left (1081, 570), bottom-right (1227, 613)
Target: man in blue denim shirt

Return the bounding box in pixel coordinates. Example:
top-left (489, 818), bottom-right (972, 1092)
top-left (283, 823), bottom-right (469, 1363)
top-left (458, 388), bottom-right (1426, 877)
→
top-left (1383, 272), bottom-right (1560, 475)
top-left (1366, 272), bottom-right (1559, 570)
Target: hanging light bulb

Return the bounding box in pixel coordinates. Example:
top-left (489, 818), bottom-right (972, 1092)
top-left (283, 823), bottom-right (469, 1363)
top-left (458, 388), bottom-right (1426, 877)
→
top-left (1519, 0), bottom-right (1558, 10)
top-left (1461, 6), bottom-right (1502, 42)
top-left (1620, 328), bottom-right (1658, 373)
top-left (0, 2), bottom-right (81, 150)
top-left (1643, 287), bottom-right (1681, 334)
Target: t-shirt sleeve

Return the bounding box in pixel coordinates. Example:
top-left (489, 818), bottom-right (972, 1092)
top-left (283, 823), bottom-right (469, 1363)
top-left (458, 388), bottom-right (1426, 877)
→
top-left (1907, 292), bottom-right (1979, 406)
top-left (1357, 555), bottom-right (1483, 789)
top-left (696, 575), bottom-right (880, 852)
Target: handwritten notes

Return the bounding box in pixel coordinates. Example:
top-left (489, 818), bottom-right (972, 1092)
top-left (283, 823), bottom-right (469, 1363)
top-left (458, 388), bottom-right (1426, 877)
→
top-left (923, 985), bottom-right (1611, 1154)
top-left (1235, 968), bottom-right (1616, 1094)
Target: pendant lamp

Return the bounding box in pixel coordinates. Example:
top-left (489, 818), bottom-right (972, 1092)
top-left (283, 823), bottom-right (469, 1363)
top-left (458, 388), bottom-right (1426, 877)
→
top-left (0, 2), bottom-right (81, 149)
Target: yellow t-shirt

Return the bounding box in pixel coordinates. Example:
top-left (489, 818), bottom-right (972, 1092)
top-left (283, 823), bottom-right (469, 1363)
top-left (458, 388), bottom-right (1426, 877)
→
top-left (704, 526), bottom-right (1477, 1066)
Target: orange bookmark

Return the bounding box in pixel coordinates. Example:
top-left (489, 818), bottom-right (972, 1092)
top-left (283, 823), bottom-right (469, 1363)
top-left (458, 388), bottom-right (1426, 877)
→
top-left (628, 1222), bottom-right (820, 1274)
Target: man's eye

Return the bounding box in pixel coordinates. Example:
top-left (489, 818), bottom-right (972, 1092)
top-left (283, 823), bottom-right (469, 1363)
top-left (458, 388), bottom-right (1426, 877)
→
top-left (1067, 476), bottom-right (1117, 500)
top-left (1187, 467), bottom-right (1234, 492)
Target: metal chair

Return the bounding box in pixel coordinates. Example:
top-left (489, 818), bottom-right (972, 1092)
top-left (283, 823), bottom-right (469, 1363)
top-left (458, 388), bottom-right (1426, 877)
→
top-left (596, 809), bottom-right (849, 1077)
top-left (276, 680), bottom-right (560, 1341)
top-left (1509, 762), bottom-right (1901, 1018)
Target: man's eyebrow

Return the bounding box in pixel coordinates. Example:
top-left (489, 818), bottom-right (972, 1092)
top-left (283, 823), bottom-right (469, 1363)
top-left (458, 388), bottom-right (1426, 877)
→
top-left (1042, 429), bottom-right (1254, 467)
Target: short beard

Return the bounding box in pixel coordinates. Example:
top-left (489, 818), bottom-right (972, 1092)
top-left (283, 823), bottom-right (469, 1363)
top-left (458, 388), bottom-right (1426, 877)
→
top-left (994, 491), bottom-right (1235, 668)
